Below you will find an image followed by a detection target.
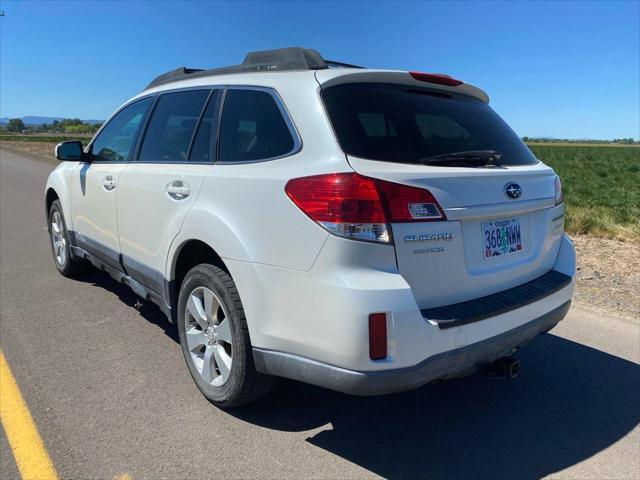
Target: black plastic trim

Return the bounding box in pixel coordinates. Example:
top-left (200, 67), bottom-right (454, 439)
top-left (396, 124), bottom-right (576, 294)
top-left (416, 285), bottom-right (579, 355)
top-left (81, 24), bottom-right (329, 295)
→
top-left (422, 270), bottom-right (572, 329)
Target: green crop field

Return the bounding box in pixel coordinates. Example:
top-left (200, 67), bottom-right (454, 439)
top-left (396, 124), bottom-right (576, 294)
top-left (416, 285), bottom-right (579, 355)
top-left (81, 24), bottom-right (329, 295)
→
top-left (528, 144), bottom-right (640, 241)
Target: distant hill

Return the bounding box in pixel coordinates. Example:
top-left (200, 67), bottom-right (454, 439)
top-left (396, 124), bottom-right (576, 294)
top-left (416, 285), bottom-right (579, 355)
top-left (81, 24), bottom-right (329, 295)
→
top-left (0, 116), bottom-right (103, 126)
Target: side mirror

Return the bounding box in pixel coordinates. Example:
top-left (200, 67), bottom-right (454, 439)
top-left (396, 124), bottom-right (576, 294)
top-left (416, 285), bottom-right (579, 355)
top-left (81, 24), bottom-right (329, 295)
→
top-left (55, 140), bottom-right (86, 162)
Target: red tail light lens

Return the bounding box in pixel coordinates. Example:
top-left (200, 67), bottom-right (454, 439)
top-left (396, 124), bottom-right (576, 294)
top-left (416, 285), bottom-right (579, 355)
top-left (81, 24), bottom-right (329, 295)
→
top-left (376, 179), bottom-right (446, 222)
top-left (285, 173), bottom-right (386, 223)
top-left (368, 313), bottom-right (387, 360)
top-left (409, 71), bottom-right (463, 86)
top-left (285, 173), bottom-right (445, 243)
top-left (285, 173), bottom-right (389, 243)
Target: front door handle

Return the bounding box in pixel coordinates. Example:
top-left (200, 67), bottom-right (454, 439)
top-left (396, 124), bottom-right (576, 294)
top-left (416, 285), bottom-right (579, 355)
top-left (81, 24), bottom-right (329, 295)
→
top-left (166, 180), bottom-right (191, 200)
top-left (102, 175), bottom-right (116, 191)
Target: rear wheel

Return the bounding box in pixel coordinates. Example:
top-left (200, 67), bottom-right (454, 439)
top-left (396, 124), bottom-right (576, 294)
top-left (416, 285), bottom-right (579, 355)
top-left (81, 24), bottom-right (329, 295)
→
top-left (177, 264), bottom-right (276, 407)
top-left (48, 200), bottom-right (88, 277)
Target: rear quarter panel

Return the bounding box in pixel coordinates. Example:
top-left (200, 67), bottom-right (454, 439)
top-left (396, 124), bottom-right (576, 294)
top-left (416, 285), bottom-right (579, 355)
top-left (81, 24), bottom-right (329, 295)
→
top-left (166, 76), bottom-right (351, 275)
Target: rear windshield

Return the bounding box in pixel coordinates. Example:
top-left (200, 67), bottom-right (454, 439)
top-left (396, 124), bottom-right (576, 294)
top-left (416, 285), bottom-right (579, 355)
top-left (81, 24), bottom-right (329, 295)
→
top-left (321, 83), bottom-right (537, 166)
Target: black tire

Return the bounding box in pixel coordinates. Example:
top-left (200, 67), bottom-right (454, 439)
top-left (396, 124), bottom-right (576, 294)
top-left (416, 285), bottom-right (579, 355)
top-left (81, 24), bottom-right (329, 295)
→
top-left (48, 200), bottom-right (89, 277)
top-left (177, 263), bottom-right (277, 407)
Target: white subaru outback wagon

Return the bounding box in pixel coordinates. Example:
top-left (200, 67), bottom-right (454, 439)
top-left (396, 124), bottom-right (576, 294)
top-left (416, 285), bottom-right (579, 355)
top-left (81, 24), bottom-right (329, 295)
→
top-left (46, 47), bottom-right (576, 407)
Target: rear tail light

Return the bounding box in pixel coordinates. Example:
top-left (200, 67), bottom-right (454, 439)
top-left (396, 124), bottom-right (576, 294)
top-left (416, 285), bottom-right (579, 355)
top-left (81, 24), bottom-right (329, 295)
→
top-left (368, 313), bottom-right (387, 360)
top-left (375, 179), bottom-right (446, 222)
top-left (554, 175), bottom-right (563, 205)
top-left (285, 173), bottom-right (446, 243)
top-left (409, 71), bottom-right (463, 86)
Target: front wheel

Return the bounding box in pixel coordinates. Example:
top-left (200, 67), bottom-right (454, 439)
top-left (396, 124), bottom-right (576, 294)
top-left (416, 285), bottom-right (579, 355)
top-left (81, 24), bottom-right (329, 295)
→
top-left (48, 200), bottom-right (88, 277)
top-left (177, 264), bottom-right (276, 407)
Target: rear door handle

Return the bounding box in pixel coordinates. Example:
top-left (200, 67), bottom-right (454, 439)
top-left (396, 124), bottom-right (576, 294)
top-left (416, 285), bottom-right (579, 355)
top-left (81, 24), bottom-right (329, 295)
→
top-left (102, 175), bottom-right (116, 191)
top-left (166, 180), bottom-right (191, 200)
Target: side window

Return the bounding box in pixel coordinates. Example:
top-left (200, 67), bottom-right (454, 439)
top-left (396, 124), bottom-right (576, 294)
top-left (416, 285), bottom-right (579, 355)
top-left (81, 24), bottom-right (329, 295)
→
top-left (219, 89), bottom-right (295, 162)
top-left (91, 98), bottom-right (152, 162)
top-left (138, 90), bottom-right (209, 163)
top-left (188, 90), bottom-right (221, 163)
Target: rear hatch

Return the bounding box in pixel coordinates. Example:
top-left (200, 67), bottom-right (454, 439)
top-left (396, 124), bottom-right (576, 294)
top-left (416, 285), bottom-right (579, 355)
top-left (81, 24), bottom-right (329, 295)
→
top-left (319, 74), bottom-right (564, 308)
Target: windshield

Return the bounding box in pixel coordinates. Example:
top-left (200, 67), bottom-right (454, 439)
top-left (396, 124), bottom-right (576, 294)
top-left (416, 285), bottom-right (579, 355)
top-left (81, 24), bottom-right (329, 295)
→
top-left (321, 83), bottom-right (537, 166)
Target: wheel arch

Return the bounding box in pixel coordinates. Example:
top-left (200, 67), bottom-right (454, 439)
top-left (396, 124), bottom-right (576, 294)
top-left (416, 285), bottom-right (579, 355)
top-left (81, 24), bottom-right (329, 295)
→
top-left (44, 165), bottom-right (75, 231)
top-left (168, 238), bottom-right (230, 312)
top-left (45, 187), bottom-right (60, 222)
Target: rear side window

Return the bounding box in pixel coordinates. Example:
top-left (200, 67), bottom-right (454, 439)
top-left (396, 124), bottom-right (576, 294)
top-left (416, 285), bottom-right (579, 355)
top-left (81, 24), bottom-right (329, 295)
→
top-left (322, 83), bottom-right (537, 166)
top-left (91, 98), bottom-right (152, 162)
top-left (138, 90), bottom-right (209, 162)
top-left (218, 89), bottom-right (295, 162)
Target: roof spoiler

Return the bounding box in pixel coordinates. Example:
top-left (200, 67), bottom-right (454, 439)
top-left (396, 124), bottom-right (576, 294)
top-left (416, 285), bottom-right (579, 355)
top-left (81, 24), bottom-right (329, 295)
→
top-left (144, 47), bottom-right (363, 90)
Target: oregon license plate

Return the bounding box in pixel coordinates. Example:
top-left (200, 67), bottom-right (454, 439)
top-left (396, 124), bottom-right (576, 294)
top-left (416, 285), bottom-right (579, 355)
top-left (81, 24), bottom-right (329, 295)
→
top-left (482, 217), bottom-right (522, 259)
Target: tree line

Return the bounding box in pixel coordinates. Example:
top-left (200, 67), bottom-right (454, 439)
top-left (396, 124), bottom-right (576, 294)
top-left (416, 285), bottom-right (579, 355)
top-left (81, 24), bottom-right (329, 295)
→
top-left (1, 118), bottom-right (103, 134)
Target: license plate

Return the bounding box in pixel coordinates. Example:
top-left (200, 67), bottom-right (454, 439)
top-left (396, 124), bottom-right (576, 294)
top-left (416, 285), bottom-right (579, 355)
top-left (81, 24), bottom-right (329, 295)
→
top-left (482, 217), bottom-right (522, 259)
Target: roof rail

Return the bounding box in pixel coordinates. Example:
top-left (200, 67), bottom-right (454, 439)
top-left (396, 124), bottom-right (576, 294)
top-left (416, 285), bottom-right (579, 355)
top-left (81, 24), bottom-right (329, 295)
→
top-left (144, 47), bottom-right (363, 90)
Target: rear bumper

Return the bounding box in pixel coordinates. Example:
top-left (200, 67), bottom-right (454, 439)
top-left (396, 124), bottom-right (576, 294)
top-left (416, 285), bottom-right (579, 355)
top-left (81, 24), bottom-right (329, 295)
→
top-left (254, 300), bottom-right (571, 396)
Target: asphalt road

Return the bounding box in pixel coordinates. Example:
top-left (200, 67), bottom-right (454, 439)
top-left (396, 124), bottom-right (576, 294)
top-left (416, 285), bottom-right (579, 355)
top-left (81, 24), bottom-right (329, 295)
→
top-left (1, 148), bottom-right (639, 480)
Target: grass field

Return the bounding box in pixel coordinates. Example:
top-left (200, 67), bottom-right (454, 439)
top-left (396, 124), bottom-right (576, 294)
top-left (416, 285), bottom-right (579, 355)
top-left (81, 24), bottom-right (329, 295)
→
top-left (2, 136), bottom-right (638, 241)
top-left (529, 145), bottom-right (640, 241)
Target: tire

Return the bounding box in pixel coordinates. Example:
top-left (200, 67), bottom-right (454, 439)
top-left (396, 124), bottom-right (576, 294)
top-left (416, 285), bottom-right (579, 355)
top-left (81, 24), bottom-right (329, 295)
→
top-left (48, 200), bottom-right (89, 277)
top-left (177, 264), bottom-right (277, 407)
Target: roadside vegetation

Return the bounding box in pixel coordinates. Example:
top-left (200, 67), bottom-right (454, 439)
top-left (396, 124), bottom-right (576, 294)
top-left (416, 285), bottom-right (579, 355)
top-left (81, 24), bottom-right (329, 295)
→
top-left (529, 144), bottom-right (640, 242)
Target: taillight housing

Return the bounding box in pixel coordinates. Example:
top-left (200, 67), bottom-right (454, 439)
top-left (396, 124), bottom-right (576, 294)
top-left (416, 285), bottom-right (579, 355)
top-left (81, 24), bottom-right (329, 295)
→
top-left (285, 173), bottom-right (446, 244)
top-left (554, 175), bottom-right (563, 205)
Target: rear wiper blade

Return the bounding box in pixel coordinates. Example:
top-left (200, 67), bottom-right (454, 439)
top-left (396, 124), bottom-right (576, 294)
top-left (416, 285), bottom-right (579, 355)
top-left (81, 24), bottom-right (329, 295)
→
top-left (418, 150), bottom-right (503, 166)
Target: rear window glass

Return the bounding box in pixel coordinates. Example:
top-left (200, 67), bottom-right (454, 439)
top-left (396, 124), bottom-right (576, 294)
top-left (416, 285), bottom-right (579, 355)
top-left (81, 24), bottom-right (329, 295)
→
top-left (219, 89), bottom-right (295, 162)
top-left (322, 83), bottom-right (537, 166)
top-left (138, 90), bottom-right (209, 162)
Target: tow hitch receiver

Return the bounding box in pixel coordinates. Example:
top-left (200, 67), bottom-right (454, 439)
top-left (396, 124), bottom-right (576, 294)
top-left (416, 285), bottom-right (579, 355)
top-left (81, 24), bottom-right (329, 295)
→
top-left (483, 356), bottom-right (521, 379)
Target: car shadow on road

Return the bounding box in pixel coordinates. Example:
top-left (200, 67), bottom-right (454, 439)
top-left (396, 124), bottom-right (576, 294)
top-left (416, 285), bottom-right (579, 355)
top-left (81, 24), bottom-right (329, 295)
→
top-left (78, 270), bottom-right (639, 479)
top-left (77, 270), bottom-right (180, 344)
top-left (231, 334), bottom-right (640, 480)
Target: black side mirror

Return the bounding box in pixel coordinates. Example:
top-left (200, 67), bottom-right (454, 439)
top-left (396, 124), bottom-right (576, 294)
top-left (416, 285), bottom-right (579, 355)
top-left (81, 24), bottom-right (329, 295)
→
top-left (55, 140), bottom-right (86, 162)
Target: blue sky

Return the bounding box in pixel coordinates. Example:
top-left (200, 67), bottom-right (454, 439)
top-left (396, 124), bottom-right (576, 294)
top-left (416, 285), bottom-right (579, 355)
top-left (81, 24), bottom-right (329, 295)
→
top-left (1, 0), bottom-right (638, 139)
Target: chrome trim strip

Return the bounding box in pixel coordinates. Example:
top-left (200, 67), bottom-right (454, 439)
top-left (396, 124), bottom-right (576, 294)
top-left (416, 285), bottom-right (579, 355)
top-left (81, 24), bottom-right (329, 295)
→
top-left (444, 197), bottom-right (556, 221)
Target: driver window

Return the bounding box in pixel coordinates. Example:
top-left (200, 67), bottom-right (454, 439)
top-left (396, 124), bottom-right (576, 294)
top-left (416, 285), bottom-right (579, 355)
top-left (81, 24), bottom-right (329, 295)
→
top-left (91, 98), bottom-right (152, 162)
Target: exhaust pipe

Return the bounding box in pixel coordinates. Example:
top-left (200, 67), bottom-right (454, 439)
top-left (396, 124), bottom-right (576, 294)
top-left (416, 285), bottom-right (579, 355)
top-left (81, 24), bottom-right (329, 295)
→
top-left (483, 356), bottom-right (520, 379)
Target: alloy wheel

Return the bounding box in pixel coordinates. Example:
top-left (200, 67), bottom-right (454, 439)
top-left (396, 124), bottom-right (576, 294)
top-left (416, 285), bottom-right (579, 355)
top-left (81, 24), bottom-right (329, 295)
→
top-left (51, 211), bottom-right (67, 267)
top-left (183, 286), bottom-right (233, 387)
